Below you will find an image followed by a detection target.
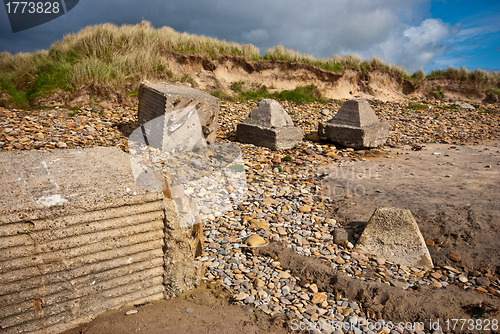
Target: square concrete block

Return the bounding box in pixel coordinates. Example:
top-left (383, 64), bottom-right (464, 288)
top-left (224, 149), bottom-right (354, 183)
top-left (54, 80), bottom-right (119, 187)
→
top-left (319, 98), bottom-right (389, 148)
top-left (353, 207), bottom-right (433, 268)
top-left (138, 82), bottom-right (219, 149)
top-left (0, 147), bottom-right (200, 334)
top-left (236, 99), bottom-right (303, 150)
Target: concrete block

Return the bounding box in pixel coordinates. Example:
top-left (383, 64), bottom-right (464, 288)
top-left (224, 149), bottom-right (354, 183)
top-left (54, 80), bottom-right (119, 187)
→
top-left (0, 147), bottom-right (200, 334)
top-left (318, 99), bottom-right (389, 148)
top-left (353, 207), bottom-right (433, 268)
top-left (137, 82), bottom-right (219, 146)
top-left (236, 99), bottom-right (303, 150)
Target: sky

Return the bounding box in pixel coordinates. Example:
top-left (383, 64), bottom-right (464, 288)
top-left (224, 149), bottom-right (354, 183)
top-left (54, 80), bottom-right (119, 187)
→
top-left (0, 0), bottom-right (499, 73)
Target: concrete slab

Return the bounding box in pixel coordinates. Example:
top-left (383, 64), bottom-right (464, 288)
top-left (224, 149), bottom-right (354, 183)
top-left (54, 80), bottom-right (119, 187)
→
top-left (138, 82), bottom-right (219, 146)
top-left (319, 98), bottom-right (389, 148)
top-left (353, 207), bottom-right (433, 268)
top-left (236, 99), bottom-right (303, 150)
top-left (0, 147), bottom-right (200, 334)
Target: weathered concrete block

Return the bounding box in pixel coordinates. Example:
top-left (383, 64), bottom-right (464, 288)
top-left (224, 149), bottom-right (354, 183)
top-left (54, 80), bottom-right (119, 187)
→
top-left (318, 98), bottom-right (388, 148)
top-left (354, 207), bottom-right (433, 268)
top-left (138, 82), bottom-right (219, 147)
top-left (0, 147), bottom-right (200, 334)
top-left (236, 99), bottom-right (303, 150)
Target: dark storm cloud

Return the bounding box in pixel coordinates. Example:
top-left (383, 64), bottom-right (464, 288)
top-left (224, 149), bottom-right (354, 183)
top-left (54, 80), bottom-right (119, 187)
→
top-left (0, 0), bottom-right (457, 71)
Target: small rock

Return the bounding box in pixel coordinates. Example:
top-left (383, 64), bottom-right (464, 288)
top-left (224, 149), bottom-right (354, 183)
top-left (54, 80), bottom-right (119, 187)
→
top-left (311, 292), bottom-right (327, 304)
top-left (254, 278), bottom-right (265, 288)
top-left (470, 270), bottom-right (481, 277)
top-left (305, 133), bottom-right (321, 142)
top-left (125, 310), bottom-right (138, 315)
top-left (425, 239), bottom-right (435, 246)
top-left (430, 282), bottom-right (442, 288)
top-left (245, 234), bottom-right (266, 247)
top-left (271, 155), bottom-right (281, 165)
top-left (486, 286), bottom-right (497, 294)
top-left (308, 283), bottom-right (318, 293)
top-left (458, 275), bottom-right (468, 283)
top-left (233, 292), bottom-right (249, 301)
top-left (446, 251), bottom-right (461, 262)
top-left (278, 271), bottom-right (291, 279)
top-left (476, 276), bottom-right (491, 287)
top-left (262, 197), bottom-right (278, 206)
top-left (431, 272), bottom-right (442, 279)
top-left (56, 142), bottom-right (67, 148)
top-left (299, 205), bottom-right (311, 213)
top-left (299, 279), bottom-right (310, 287)
top-left (333, 228), bottom-right (348, 245)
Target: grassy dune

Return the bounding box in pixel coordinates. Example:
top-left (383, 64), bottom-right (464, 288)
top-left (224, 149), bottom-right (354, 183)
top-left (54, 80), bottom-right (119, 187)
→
top-left (0, 21), bottom-right (499, 108)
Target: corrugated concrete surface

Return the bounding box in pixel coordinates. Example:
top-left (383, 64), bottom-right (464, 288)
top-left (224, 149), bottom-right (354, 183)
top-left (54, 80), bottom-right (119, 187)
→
top-left (137, 82), bottom-right (219, 145)
top-left (0, 147), bottom-right (197, 333)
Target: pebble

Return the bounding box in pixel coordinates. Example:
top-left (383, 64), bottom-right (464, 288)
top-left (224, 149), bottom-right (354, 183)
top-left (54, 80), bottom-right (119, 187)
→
top-left (446, 251), bottom-right (461, 262)
top-left (333, 228), bottom-right (348, 245)
top-left (245, 234), bottom-right (266, 247)
top-left (125, 310), bottom-right (138, 315)
top-left (476, 276), bottom-right (491, 287)
top-left (2, 100), bottom-right (498, 333)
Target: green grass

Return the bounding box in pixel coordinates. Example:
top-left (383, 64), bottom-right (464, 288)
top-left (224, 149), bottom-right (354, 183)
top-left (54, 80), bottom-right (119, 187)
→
top-left (217, 83), bottom-right (326, 105)
top-left (436, 105), bottom-right (458, 111)
top-left (486, 88), bottom-right (500, 96)
top-left (406, 104), bottom-right (428, 110)
top-left (0, 21), bottom-right (499, 108)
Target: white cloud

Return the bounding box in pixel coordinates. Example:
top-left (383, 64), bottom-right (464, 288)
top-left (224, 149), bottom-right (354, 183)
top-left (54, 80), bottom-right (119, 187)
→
top-left (242, 29), bottom-right (269, 44)
top-left (404, 19), bottom-right (451, 47)
top-left (366, 18), bottom-right (457, 72)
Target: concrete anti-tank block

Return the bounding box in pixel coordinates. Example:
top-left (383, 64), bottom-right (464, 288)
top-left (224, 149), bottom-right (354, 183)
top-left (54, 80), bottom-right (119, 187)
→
top-left (138, 82), bottom-right (219, 147)
top-left (318, 98), bottom-right (388, 148)
top-left (236, 99), bottom-right (303, 150)
top-left (354, 207), bottom-right (434, 268)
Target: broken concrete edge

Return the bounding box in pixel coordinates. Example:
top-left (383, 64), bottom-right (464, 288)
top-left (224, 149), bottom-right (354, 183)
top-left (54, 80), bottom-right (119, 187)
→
top-left (354, 207), bottom-right (434, 268)
top-left (141, 81), bottom-right (217, 100)
top-left (163, 198), bottom-right (202, 299)
top-left (256, 242), bottom-right (497, 327)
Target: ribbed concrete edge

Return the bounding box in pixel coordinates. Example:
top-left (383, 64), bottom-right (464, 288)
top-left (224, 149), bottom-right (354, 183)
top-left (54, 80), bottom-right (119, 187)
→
top-left (137, 82), bottom-right (219, 144)
top-left (0, 147), bottom-right (200, 334)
